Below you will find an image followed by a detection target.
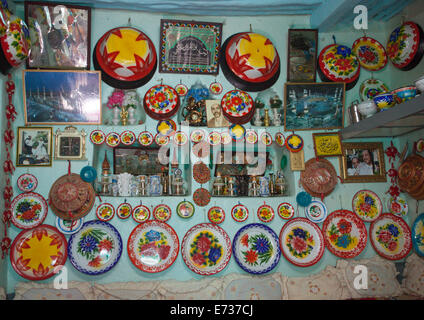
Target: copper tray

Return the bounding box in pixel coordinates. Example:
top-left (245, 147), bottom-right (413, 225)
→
top-left (300, 158), bottom-right (338, 197)
top-left (398, 154), bottom-right (424, 194)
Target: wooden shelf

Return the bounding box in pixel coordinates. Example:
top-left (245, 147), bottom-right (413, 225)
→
top-left (340, 94), bottom-right (424, 140)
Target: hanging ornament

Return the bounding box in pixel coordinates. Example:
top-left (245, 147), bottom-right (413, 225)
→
top-left (209, 81), bottom-right (223, 95)
top-left (385, 141), bottom-right (399, 164)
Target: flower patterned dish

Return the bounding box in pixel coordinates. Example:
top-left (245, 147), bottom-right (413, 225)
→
top-left (352, 189), bottom-right (382, 222)
top-left (392, 86), bottom-right (417, 104)
top-left (10, 192), bottom-right (48, 229)
top-left (221, 89), bottom-right (255, 124)
top-left (176, 200), bottom-right (195, 219)
top-left (412, 213), bottom-right (424, 257)
top-left (56, 216), bottom-right (84, 235)
top-left (257, 204), bottom-right (275, 223)
top-left (117, 203), bottom-right (132, 219)
top-left (231, 204), bottom-right (249, 222)
top-left (96, 203), bottom-right (115, 222)
top-left (208, 206), bottom-right (225, 224)
top-left (105, 132), bottom-right (120, 147)
top-left (245, 129), bottom-right (258, 144)
top-left (352, 36), bottom-right (388, 71)
top-left (143, 84), bottom-right (179, 120)
top-left (359, 78), bottom-right (389, 101)
top-left (388, 197), bottom-right (408, 217)
top-left (138, 131), bottom-right (153, 146)
top-left (153, 204), bottom-right (172, 222)
top-left (304, 200), bottom-right (327, 224)
top-left (373, 92), bottom-right (395, 111)
top-left (89, 130), bottom-right (105, 145)
top-left (357, 100), bottom-right (378, 118)
top-left (120, 131), bottom-right (136, 146)
top-left (17, 173), bottom-right (38, 192)
top-left (278, 202), bottom-right (295, 220)
top-left (132, 204), bottom-right (150, 223)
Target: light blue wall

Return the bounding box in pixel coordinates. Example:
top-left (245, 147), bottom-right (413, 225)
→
top-left (4, 2), bottom-right (423, 293)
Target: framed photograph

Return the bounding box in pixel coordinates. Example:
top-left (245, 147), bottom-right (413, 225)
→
top-left (25, 1), bottom-right (91, 69)
top-left (23, 69), bottom-right (102, 125)
top-left (284, 82), bottom-right (345, 131)
top-left (54, 126), bottom-right (86, 160)
top-left (287, 29), bottom-right (318, 82)
top-left (312, 132), bottom-right (342, 157)
top-left (340, 142), bottom-right (386, 183)
top-left (159, 19), bottom-right (223, 75)
top-left (289, 149), bottom-right (305, 171)
top-left (16, 126), bottom-right (52, 167)
top-left (206, 99), bottom-right (230, 128)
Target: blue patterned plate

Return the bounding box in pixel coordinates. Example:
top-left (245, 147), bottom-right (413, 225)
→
top-left (412, 213), bottom-right (424, 257)
top-left (68, 220), bottom-right (123, 275)
top-left (232, 223), bottom-right (281, 274)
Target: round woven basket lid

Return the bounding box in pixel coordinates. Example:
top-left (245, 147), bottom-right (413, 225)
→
top-left (193, 162), bottom-right (211, 184)
top-left (387, 21), bottom-right (424, 71)
top-left (143, 84), bottom-right (180, 120)
top-left (398, 154), bottom-right (424, 194)
top-left (49, 173), bottom-right (95, 221)
top-left (221, 89), bottom-right (255, 124)
top-left (93, 26), bottom-right (157, 89)
top-left (193, 188), bottom-right (211, 207)
top-left (352, 36), bottom-right (388, 71)
top-left (300, 158), bottom-right (338, 197)
top-left (220, 32), bottom-right (280, 92)
top-left (318, 44), bottom-right (360, 90)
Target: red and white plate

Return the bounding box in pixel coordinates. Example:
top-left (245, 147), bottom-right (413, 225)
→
top-left (17, 173), bottom-right (38, 192)
top-left (116, 203), bottom-right (132, 220)
top-left (105, 132), bottom-right (120, 147)
top-left (138, 131), bottom-right (154, 146)
top-left (90, 130), bottom-right (105, 145)
top-left (127, 220), bottom-right (179, 273)
top-left (208, 206), bottom-right (225, 224)
top-left (231, 204), bottom-right (249, 222)
top-left (132, 204), bottom-right (151, 223)
top-left (278, 202), bottom-right (295, 220)
top-left (153, 204), bottom-right (172, 222)
top-left (96, 203), bottom-right (115, 222)
top-left (11, 192), bottom-right (48, 229)
top-left (257, 204), bottom-right (275, 223)
top-left (120, 131), bottom-right (136, 146)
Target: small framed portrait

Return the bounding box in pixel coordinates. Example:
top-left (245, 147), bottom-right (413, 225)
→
top-left (340, 142), bottom-right (386, 183)
top-left (54, 126), bottom-right (86, 160)
top-left (205, 99), bottom-right (230, 128)
top-left (287, 29), bottom-right (318, 82)
top-left (16, 126), bottom-right (53, 167)
top-left (312, 132), bottom-right (342, 157)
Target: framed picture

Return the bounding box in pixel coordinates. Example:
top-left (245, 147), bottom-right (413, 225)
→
top-left (159, 19), bottom-right (223, 75)
top-left (340, 142), bottom-right (386, 183)
top-left (289, 149), bottom-right (305, 171)
top-left (287, 29), bottom-right (318, 82)
top-left (23, 69), bottom-right (102, 125)
top-left (284, 82), bottom-right (345, 131)
top-left (25, 1), bottom-right (91, 69)
top-left (16, 126), bottom-right (52, 167)
top-left (312, 132), bottom-right (343, 157)
top-left (206, 99), bottom-right (230, 128)
top-left (54, 126), bottom-right (86, 160)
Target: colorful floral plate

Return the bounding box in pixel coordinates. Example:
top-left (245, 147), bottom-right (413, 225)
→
top-left (275, 132), bottom-right (285, 147)
top-left (156, 119), bottom-right (177, 136)
top-left (322, 209), bottom-right (367, 259)
top-left (138, 131), bottom-right (153, 146)
top-left (96, 203), bottom-right (115, 222)
top-left (352, 36), bottom-right (388, 71)
top-left (278, 202), bottom-right (295, 220)
top-left (153, 204), bottom-right (172, 222)
top-left (175, 83), bottom-right (188, 96)
top-left (143, 84), bottom-right (180, 120)
top-left (154, 133), bottom-right (169, 146)
top-left (17, 173), bottom-right (38, 192)
top-left (11, 192), bottom-right (48, 229)
top-left (127, 220), bottom-right (179, 273)
top-left (10, 225), bottom-right (68, 281)
top-left (257, 204), bottom-right (275, 223)
top-left (221, 90), bottom-right (255, 124)
top-left (209, 81), bottom-right (223, 95)
top-left (233, 223), bottom-right (281, 274)
top-left (105, 132), bottom-right (120, 147)
top-left (120, 130), bottom-right (136, 146)
top-left (208, 206), bottom-right (225, 224)
top-left (359, 78), bottom-right (390, 101)
top-left (220, 131), bottom-right (232, 145)
top-left (231, 204), bottom-right (249, 222)
top-left (260, 132), bottom-right (273, 147)
top-left (388, 197), bottom-right (408, 217)
top-left (117, 202), bottom-right (132, 220)
top-left (208, 131), bottom-right (221, 146)
top-left (304, 200), bottom-right (327, 224)
top-left (55, 216), bottom-right (84, 235)
top-left (229, 124), bottom-right (246, 141)
top-left (280, 217), bottom-right (325, 267)
top-left (68, 220), bottom-right (122, 275)
top-left (245, 129), bottom-right (258, 144)
top-left (370, 213), bottom-right (412, 260)
top-left (190, 129), bottom-right (206, 143)
top-left (285, 133), bottom-right (304, 153)
top-left (181, 223), bottom-right (232, 276)
top-left (132, 204), bottom-right (151, 223)
top-left (352, 190), bottom-right (382, 222)
top-left (90, 130), bottom-right (105, 145)
top-left (174, 131), bottom-right (188, 146)
top-left (412, 213), bottom-right (424, 257)
top-left (176, 200), bottom-right (195, 219)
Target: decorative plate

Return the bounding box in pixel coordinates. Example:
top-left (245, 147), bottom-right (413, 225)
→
top-left (352, 36), bottom-right (388, 71)
top-left (245, 129), bottom-right (258, 144)
top-left (127, 220), bottom-right (179, 273)
top-left (231, 204), bottom-right (249, 222)
top-left (387, 21), bottom-right (424, 70)
top-left (232, 223), bottom-right (281, 274)
top-left (388, 197), bottom-right (408, 217)
top-left (132, 204), bottom-right (151, 223)
top-left (359, 78), bottom-right (390, 101)
top-left (412, 213), bottom-right (424, 257)
top-left (11, 192), bottom-right (48, 229)
top-left (89, 130), bottom-right (105, 145)
top-left (193, 188), bottom-right (211, 207)
top-left (209, 81), bottom-right (223, 95)
top-left (208, 131), bottom-right (221, 146)
top-left (190, 129), bottom-right (206, 143)
top-left (285, 133), bottom-right (304, 153)
top-left (116, 202), bottom-right (132, 220)
top-left (208, 206), bottom-right (225, 224)
top-left (220, 131), bottom-right (232, 145)
top-left (181, 223), bottom-right (232, 276)
top-left (138, 131), bottom-right (154, 146)
top-left (221, 89), bottom-right (254, 122)
top-left (278, 202), bottom-right (295, 220)
top-left (17, 173), bottom-right (38, 192)
top-left (192, 140), bottom-right (210, 158)
top-left (105, 132), bottom-right (120, 147)
top-left (260, 132), bottom-right (273, 146)
top-left (68, 220), bottom-right (123, 275)
top-left (10, 225), bottom-right (67, 281)
top-left (275, 132), bottom-right (285, 147)
top-left (154, 133), bottom-right (169, 146)
top-left (322, 209), bottom-right (367, 259)
top-left (193, 162), bottom-right (211, 184)
top-left (257, 204), bottom-right (275, 223)
top-left (56, 216), bottom-right (84, 235)
top-left (175, 83), bottom-right (188, 96)
top-left (156, 119), bottom-right (177, 136)
top-left (305, 200), bottom-right (328, 224)
top-left (144, 84), bottom-right (180, 120)
top-left (173, 131), bottom-right (188, 146)
top-left (229, 124), bottom-right (246, 141)
top-left (370, 213), bottom-right (412, 260)
top-left (96, 203), bottom-right (115, 222)
top-left (280, 218), bottom-right (325, 267)
top-left (352, 190), bottom-right (383, 222)
top-left (120, 130), bottom-right (136, 146)
top-left (153, 204), bottom-right (172, 222)
top-left (417, 139), bottom-right (424, 153)
top-left (176, 200), bottom-right (195, 219)
top-left (300, 158), bottom-right (338, 198)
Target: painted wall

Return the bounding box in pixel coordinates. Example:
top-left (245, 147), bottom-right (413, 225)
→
top-left (3, 2), bottom-right (422, 293)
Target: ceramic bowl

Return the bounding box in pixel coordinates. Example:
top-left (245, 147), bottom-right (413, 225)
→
top-left (392, 86), bottom-right (417, 104)
top-left (415, 75), bottom-right (424, 93)
top-left (80, 166), bottom-right (97, 183)
top-left (357, 99), bottom-right (378, 118)
top-left (373, 92), bottom-right (396, 111)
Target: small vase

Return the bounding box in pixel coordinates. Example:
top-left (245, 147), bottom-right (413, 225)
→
top-left (128, 107), bottom-right (136, 125)
top-left (272, 108), bottom-right (282, 126)
top-left (253, 108), bottom-right (262, 126)
top-left (120, 107), bottom-right (129, 126)
top-left (112, 107), bottom-right (120, 125)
